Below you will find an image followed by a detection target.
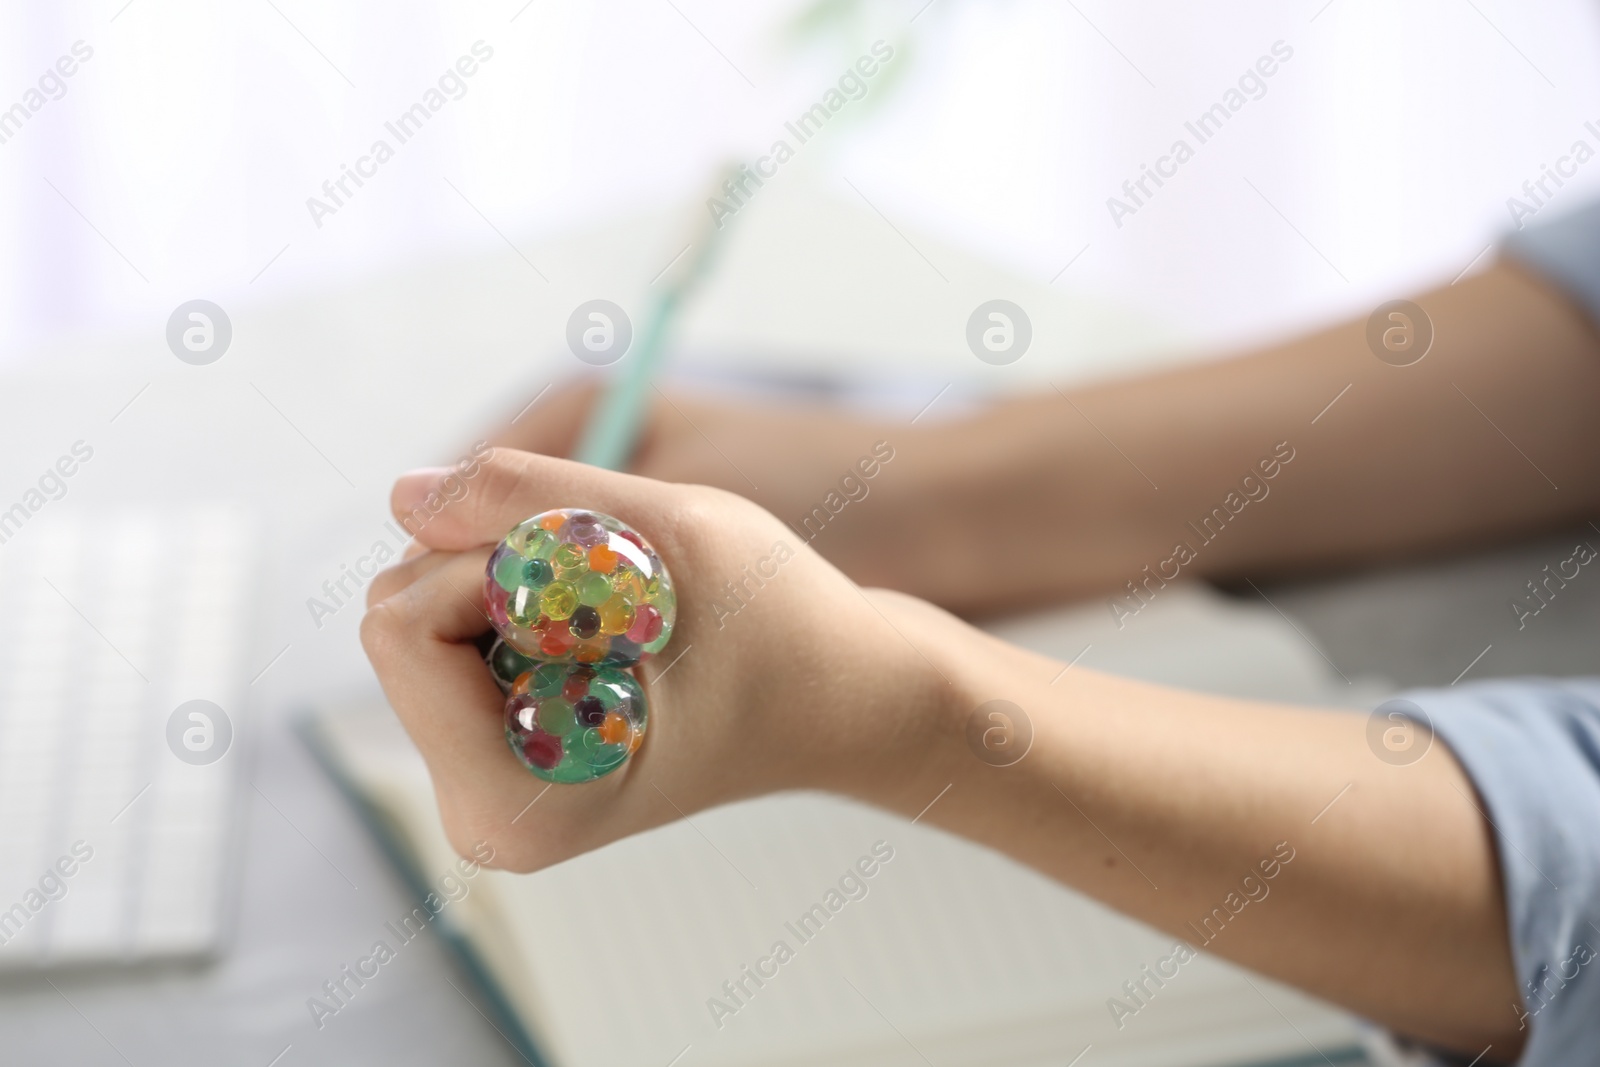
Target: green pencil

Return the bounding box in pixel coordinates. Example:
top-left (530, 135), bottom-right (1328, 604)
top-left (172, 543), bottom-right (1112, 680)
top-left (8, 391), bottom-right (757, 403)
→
top-left (573, 165), bottom-right (740, 470)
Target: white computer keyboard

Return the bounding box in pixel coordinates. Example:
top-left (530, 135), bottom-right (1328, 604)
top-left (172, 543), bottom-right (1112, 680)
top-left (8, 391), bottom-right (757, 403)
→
top-left (0, 508), bottom-right (251, 967)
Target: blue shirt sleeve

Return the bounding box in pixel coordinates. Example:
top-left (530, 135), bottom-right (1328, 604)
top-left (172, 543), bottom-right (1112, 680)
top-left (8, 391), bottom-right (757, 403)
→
top-left (1502, 199), bottom-right (1600, 327)
top-left (1380, 678), bottom-right (1600, 1065)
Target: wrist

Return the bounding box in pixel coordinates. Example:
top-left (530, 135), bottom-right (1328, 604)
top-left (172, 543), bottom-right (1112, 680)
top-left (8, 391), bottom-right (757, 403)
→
top-left (826, 590), bottom-right (993, 818)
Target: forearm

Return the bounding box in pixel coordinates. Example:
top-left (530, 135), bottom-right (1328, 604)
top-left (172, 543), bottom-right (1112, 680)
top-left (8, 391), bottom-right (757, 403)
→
top-left (884, 261), bottom-right (1600, 612)
top-left (861, 597), bottom-right (1522, 1056)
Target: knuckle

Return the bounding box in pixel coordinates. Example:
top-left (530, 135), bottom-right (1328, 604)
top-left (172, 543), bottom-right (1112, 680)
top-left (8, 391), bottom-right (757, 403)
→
top-left (657, 485), bottom-right (762, 556)
top-left (365, 567), bottom-right (403, 609)
top-left (442, 816), bottom-right (527, 872)
top-left (448, 449), bottom-right (526, 531)
top-left (481, 449), bottom-right (535, 502)
top-left (476, 446), bottom-right (518, 476)
top-left (358, 600), bottom-right (409, 666)
top-left (440, 819), bottom-right (482, 864)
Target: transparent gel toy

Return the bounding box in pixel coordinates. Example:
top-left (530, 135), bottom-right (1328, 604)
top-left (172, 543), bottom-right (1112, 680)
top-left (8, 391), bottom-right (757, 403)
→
top-left (483, 509), bottom-right (675, 666)
top-left (483, 509), bottom-right (674, 783)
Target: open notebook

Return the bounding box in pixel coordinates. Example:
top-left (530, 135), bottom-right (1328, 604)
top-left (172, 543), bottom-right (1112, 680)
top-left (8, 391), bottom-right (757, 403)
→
top-left (302, 584), bottom-right (1390, 1067)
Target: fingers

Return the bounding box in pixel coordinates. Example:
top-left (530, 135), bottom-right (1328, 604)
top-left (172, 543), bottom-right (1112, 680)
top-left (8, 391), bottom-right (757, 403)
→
top-left (360, 548), bottom-right (517, 791)
top-left (366, 546), bottom-right (454, 608)
top-left (488, 379), bottom-right (603, 458)
top-left (390, 448), bottom-right (677, 553)
top-left (360, 545), bottom-right (654, 867)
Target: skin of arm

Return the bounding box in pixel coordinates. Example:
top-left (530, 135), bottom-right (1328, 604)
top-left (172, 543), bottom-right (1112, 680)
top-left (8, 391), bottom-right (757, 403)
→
top-left (898, 596), bottom-right (1524, 1059)
top-left (497, 260), bottom-right (1600, 615)
top-left (363, 451), bottom-right (1525, 1062)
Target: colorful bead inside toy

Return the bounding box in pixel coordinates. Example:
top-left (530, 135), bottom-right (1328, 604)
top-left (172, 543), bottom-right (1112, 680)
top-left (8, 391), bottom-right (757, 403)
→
top-left (503, 662), bottom-right (647, 784)
top-left (484, 509), bottom-right (675, 667)
top-left (486, 636), bottom-right (536, 695)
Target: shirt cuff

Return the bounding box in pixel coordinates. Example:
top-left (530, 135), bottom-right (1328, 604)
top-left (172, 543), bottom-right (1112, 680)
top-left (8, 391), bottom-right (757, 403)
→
top-left (1385, 677), bottom-right (1600, 1066)
top-left (1502, 199), bottom-right (1600, 329)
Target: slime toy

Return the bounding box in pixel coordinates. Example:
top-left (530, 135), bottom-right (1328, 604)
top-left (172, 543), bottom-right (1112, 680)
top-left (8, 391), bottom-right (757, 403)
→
top-left (483, 509), bottom-right (674, 783)
top-left (483, 509), bottom-right (675, 667)
top-left (504, 662), bottom-right (647, 783)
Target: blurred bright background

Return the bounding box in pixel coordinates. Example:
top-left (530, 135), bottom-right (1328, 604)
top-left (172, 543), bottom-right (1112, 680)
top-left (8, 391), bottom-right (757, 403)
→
top-left (5, 0), bottom-right (1600, 362)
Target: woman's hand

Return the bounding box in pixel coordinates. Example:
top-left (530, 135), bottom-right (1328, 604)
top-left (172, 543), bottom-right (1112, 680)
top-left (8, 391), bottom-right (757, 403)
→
top-left (359, 447), bottom-right (961, 873)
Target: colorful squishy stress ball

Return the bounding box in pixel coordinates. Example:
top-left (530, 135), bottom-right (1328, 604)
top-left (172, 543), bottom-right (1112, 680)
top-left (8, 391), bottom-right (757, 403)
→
top-left (483, 509), bottom-right (676, 783)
